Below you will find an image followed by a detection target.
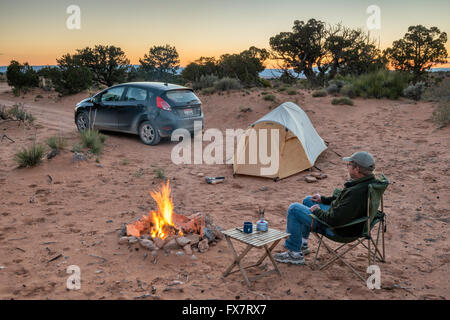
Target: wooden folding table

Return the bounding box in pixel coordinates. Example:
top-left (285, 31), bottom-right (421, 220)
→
top-left (222, 226), bottom-right (290, 287)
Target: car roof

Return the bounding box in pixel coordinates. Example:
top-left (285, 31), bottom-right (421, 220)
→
top-left (112, 82), bottom-right (189, 93)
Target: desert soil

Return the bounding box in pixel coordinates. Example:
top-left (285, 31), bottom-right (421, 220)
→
top-left (0, 82), bottom-right (448, 300)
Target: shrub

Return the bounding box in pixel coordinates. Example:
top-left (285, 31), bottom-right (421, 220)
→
top-left (71, 143), bottom-right (83, 153)
top-left (340, 83), bottom-right (357, 98)
top-left (6, 60), bottom-right (39, 91)
top-left (325, 83), bottom-right (339, 95)
top-left (193, 75), bottom-right (219, 90)
top-left (325, 80), bottom-right (346, 95)
top-left (432, 100), bottom-right (450, 128)
top-left (79, 129), bottom-right (106, 155)
top-left (403, 82), bottom-right (425, 101)
top-left (56, 67), bottom-right (92, 95)
top-left (422, 75), bottom-right (450, 102)
top-left (263, 94), bottom-right (276, 101)
top-left (331, 97), bottom-right (354, 105)
top-left (8, 104), bottom-right (35, 123)
top-left (200, 87), bottom-right (216, 95)
top-left (39, 66), bottom-right (92, 95)
top-left (349, 70), bottom-right (410, 99)
top-left (287, 89), bottom-right (297, 95)
top-left (14, 143), bottom-right (45, 168)
top-left (213, 77), bottom-right (242, 91)
top-left (153, 167), bottom-right (166, 179)
top-left (312, 89), bottom-right (327, 97)
top-left (46, 135), bottom-right (67, 151)
top-left (257, 78), bottom-right (272, 88)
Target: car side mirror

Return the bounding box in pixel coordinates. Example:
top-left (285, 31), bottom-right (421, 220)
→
top-left (92, 96), bottom-right (100, 104)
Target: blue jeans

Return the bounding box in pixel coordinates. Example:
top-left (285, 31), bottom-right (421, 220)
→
top-left (283, 196), bottom-right (335, 252)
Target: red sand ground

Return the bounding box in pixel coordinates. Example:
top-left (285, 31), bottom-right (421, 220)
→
top-left (0, 83), bottom-right (448, 300)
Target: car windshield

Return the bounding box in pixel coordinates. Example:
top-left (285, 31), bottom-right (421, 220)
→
top-left (165, 90), bottom-right (200, 104)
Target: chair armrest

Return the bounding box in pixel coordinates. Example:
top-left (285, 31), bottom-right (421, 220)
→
top-left (309, 214), bottom-right (368, 230)
top-left (331, 216), bottom-right (369, 229)
top-left (309, 214), bottom-right (333, 228)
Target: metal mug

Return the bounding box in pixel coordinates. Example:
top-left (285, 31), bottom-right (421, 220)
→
top-left (243, 222), bottom-right (253, 233)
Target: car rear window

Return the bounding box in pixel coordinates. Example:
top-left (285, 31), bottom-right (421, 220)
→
top-left (165, 90), bottom-right (200, 104)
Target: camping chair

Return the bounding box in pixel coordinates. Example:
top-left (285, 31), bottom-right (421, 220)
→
top-left (309, 174), bottom-right (389, 282)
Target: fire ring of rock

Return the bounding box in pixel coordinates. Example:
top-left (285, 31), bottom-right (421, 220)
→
top-left (118, 180), bottom-right (223, 256)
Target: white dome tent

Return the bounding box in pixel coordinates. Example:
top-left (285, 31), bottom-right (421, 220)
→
top-left (233, 102), bottom-right (327, 179)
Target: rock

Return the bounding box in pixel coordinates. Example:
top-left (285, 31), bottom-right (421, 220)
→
top-left (119, 224), bottom-right (127, 237)
top-left (47, 149), bottom-right (60, 160)
top-left (311, 172), bottom-right (327, 179)
top-left (203, 227), bottom-right (215, 243)
top-left (153, 237), bottom-right (166, 249)
top-left (176, 251), bottom-right (184, 257)
top-left (151, 250), bottom-right (159, 257)
top-left (175, 236), bottom-right (191, 247)
top-left (72, 152), bottom-right (87, 163)
top-left (139, 239), bottom-right (157, 251)
top-left (198, 239), bottom-right (209, 253)
top-left (204, 213), bottom-right (213, 226)
top-left (128, 236), bottom-right (139, 244)
top-left (163, 239), bottom-right (180, 251)
top-left (191, 254), bottom-right (198, 260)
top-left (305, 176), bottom-right (317, 183)
top-left (183, 244), bottom-right (193, 255)
top-left (212, 226), bottom-right (224, 240)
top-left (118, 236), bottom-right (129, 245)
top-left (185, 234), bottom-right (200, 246)
top-left (260, 186), bottom-right (268, 191)
top-left (197, 173), bottom-right (204, 177)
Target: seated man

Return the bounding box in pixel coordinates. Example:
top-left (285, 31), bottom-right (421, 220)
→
top-left (274, 151), bottom-right (377, 265)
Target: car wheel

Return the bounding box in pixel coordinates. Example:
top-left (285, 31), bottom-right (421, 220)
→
top-left (139, 121), bottom-right (161, 145)
top-left (76, 111), bottom-right (90, 132)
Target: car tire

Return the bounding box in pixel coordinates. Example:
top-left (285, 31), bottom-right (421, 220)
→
top-left (76, 111), bottom-right (90, 132)
top-left (139, 121), bottom-right (161, 145)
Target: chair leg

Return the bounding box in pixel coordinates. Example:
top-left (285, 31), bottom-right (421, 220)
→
top-left (382, 220), bottom-right (386, 261)
top-left (318, 240), bottom-right (360, 270)
top-left (312, 233), bottom-right (323, 269)
top-left (320, 240), bottom-right (366, 282)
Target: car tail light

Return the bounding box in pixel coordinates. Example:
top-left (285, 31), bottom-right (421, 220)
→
top-left (156, 96), bottom-right (172, 111)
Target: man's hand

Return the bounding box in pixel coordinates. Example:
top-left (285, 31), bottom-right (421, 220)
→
top-left (311, 194), bottom-right (321, 203)
top-left (310, 204), bottom-right (320, 212)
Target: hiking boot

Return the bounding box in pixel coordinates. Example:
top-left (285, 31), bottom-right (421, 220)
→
top-left (274, 251), bottom-right (306, 265)
top-left (302, 244), bottom-right (311, 255)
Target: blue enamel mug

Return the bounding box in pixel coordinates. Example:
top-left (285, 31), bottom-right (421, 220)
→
top-left (243, 222), bottom-right (253, 233)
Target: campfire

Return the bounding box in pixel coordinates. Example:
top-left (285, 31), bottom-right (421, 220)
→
top-left (119, 180), bottom-right (222, 255)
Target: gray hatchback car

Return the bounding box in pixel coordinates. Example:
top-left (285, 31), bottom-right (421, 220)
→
top-left (74, 82), bottom-right (203, 145)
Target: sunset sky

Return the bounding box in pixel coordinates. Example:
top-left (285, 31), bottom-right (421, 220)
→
top-left (0, 0), bottom-right (449, 67)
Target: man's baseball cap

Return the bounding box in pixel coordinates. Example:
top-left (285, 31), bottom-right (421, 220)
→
top-left (343, 151), bottom-right (375, 169)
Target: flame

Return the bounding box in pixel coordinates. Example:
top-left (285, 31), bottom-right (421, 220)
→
top-left (126, 180), bottom-right (184, 239)
top-left (149, 180), bottom-right (180, 239)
